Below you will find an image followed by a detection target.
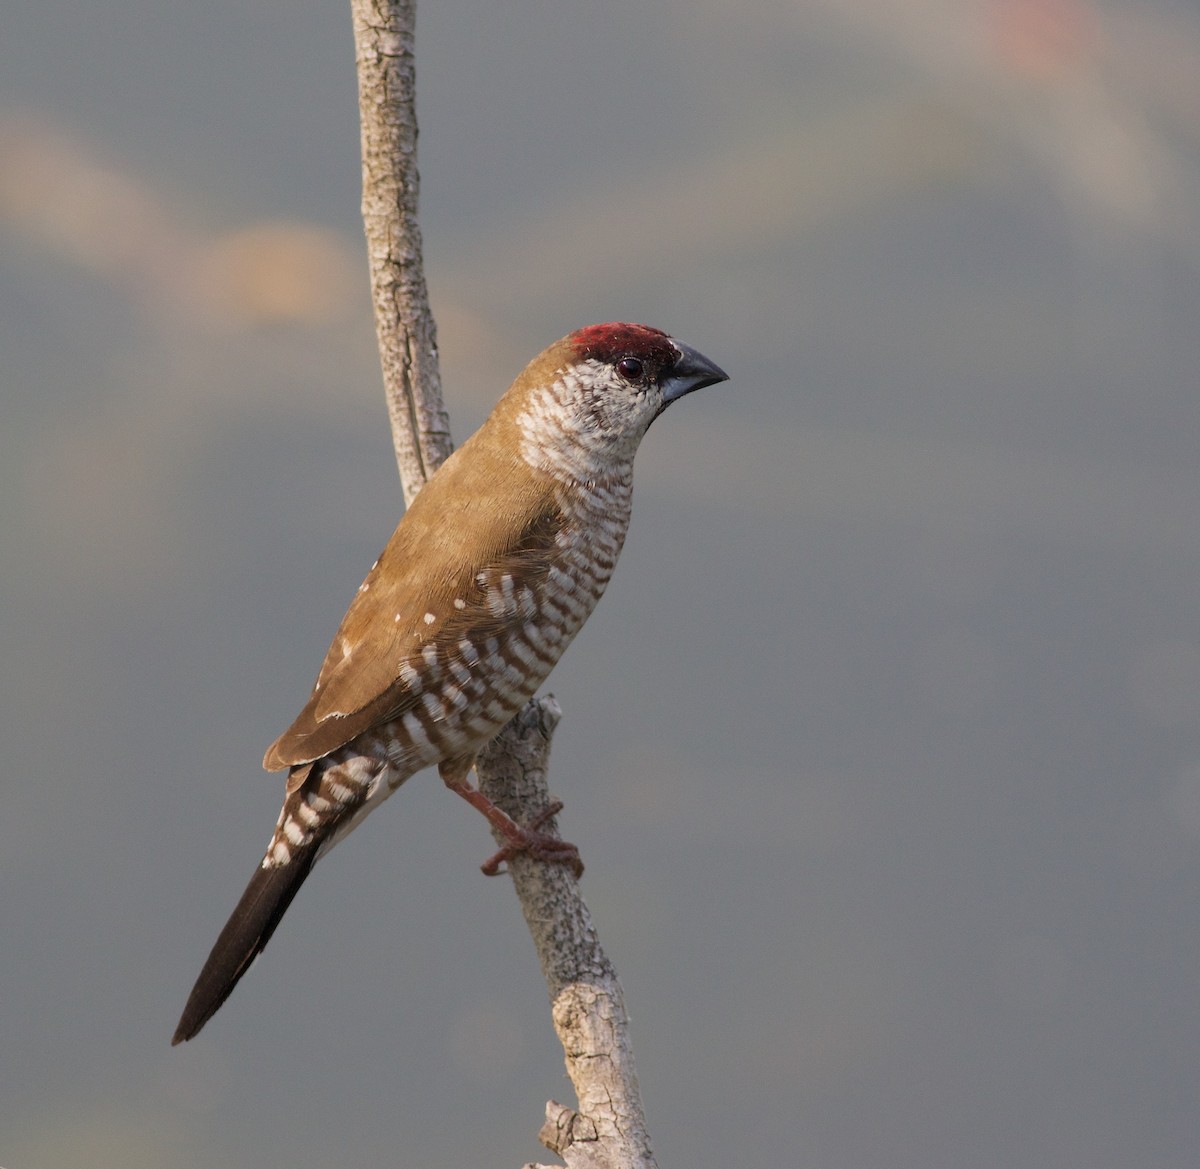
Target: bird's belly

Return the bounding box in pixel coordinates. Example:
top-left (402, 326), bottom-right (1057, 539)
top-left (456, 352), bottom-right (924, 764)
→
top-left (379, 525), bottom-right (628, 783)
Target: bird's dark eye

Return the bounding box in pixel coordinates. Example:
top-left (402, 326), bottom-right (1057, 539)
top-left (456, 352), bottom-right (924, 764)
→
top-left (616, 356), bottom-right (644, 381)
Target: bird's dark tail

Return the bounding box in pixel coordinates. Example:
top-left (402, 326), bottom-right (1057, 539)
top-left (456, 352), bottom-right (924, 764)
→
top-left (172, 755), bottom-right (374, 1045)
top-left (171, 844), bottom-right (318, 1045)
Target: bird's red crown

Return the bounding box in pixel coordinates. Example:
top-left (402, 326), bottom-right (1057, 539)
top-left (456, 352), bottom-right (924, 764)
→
top-left (568, 322), bottom-right (676, 368)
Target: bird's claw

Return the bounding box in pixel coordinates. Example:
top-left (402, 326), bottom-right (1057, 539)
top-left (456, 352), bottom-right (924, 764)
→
top-left (481, 801), bottom-right (584, 879)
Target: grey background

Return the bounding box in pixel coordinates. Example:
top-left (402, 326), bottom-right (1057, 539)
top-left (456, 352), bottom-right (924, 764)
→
top-left (3, 2), bottom-right (1200, 1166)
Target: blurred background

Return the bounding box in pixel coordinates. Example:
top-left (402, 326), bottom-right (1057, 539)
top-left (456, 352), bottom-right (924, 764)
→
top-left (4, 1), bottom-right (1200, 1166)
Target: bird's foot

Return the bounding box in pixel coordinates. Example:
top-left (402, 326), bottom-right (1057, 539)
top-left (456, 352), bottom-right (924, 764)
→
top-left (481, 800), bottom-right (584, 879)
top-left (438, 760), bottom-right (585, 879)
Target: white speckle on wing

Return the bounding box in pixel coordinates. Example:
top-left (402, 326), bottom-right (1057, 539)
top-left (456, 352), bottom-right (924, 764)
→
top-left (510, 639), bottom-right (538, 669)
top-left (486, 582), bottom-right (509, 618)
top-left (518, 586), bottom-right (537, 618)
top-left (326, 778), bottom-right (355, 803)
top-left (401, 711), bottom-right (428, 750)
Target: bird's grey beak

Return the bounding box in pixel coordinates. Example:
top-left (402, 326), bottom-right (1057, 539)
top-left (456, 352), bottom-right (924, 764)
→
top-left (661, 341), bottom-right (729, 404)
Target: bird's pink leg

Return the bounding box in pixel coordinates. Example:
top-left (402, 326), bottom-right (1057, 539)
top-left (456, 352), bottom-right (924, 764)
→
top-left (438, 757), bottom-right (583, 878)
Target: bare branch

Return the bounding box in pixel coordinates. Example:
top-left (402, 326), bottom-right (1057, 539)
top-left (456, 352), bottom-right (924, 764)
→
top-left (352, 0), bottom-right (452, 503)
top-left (478, 700), bottom-right (657, 1169)
top-left (350, 3), bottom-right (657, 1166)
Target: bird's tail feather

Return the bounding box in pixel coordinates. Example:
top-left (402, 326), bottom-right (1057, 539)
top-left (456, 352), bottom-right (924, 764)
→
top-left (171, 844), bottom-right (318, 1045)
top-left (172, 755), bottom-right (375, 1045)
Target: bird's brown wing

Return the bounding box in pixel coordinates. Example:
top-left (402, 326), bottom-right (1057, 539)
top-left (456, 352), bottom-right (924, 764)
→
top-left (263, 466), bottom-right (565, 771)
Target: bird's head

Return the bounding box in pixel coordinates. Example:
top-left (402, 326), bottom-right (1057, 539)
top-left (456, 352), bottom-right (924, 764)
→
top-left (509, 323), bottom-right (728, 478)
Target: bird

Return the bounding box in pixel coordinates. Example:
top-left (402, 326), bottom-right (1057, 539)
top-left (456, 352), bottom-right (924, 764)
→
top-left (171, 322), bottom-right (727, 1045)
